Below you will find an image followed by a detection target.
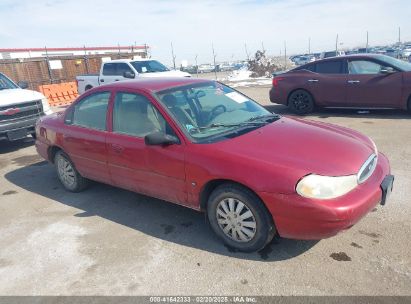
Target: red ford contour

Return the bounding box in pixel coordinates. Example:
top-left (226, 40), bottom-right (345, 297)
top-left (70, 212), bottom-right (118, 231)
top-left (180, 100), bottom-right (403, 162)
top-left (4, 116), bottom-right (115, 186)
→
top-left (35, 78), bottom-right (394, 252)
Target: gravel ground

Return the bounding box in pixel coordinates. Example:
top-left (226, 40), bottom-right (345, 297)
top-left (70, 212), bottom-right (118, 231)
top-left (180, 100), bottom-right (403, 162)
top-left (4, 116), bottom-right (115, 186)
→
top-left (0, 79), bottom-right (410, 295)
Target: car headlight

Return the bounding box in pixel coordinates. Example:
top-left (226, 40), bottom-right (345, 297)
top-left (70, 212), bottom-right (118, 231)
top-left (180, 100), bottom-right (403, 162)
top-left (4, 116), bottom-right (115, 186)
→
top-left (296, 174), bottom-right (358, 199)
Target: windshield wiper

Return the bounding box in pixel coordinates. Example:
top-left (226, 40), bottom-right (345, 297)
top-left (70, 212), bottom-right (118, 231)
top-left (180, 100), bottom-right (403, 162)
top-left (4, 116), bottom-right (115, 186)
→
top-left (189, 121), bottom-right (266, 134)
top-left (247, 113), bottom-right (281, 122)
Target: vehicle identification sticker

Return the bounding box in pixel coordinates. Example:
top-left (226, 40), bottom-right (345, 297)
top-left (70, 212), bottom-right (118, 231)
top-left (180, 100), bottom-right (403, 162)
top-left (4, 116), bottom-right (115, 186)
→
top-left (225, 92), bottom-right (249, 103)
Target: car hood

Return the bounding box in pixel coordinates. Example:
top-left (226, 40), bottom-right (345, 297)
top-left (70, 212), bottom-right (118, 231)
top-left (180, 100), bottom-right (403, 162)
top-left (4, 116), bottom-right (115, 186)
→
top-left (0, 88), bottom-right (45, 107)
top-left (139, 70), bottom-right (191, 78)
top-left (212, 117), bottom-right (375, 177)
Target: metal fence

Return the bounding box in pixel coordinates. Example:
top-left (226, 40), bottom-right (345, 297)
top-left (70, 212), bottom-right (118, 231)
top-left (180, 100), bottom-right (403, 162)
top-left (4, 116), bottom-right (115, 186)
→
top-left (0, 52), bottom-right (147, 92)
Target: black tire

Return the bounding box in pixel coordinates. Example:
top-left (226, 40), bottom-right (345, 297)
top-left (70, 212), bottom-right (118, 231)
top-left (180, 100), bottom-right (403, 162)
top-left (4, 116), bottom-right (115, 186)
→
top-left (54, 150), bottom-right (89, 192)
top-left (288, 89), bottom-right (315, 115)
top-left (207, 184), bottom-right (276, 252)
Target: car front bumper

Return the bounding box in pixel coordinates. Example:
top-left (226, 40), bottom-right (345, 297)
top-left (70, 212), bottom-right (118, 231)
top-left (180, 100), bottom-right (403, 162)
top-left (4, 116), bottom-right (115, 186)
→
top-left (0, 116), bottom-right (40, 141)
top-left (259, 152), bottom-right (392, 240)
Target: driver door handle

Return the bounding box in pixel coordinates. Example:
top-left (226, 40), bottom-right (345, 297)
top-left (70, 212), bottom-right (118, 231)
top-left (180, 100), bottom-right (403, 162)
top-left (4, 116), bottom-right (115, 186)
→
top-left (348, 80), bottom-right (360, 84)
top-left (308, 79), bottom-right (319, 82)
top-left (111, 144), bottom-right (124, 153)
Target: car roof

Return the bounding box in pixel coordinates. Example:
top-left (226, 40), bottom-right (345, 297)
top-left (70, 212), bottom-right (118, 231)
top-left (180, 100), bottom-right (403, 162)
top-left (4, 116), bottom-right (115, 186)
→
top-left (296, 54), bottom-right (392, 69)
top-left (99, 77), bottom-right (212, 93)
top-left (106, 58), bottom-right (154, 63)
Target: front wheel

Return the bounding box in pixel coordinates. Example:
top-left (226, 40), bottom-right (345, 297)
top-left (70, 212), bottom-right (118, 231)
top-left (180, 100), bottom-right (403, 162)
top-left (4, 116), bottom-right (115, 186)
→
top-left (54, 151), bottom-right (89, 192)
top-left (288, 89), bottom-right (315, 115)
top-left (207, 184), bottom-right (276, 252)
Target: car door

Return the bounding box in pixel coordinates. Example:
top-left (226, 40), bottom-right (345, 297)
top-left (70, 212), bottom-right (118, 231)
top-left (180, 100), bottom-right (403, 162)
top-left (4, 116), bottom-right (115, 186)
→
top-left (100, 63), bottom-right (133, 85)
top-left (106, 90), bottom-right (187, 204)
top-left (307, 59), bottom-right (348, 106)
top-left (346, 59), bottom-right (403, 108)
top-left (62, 91), bottom-right (111, 183)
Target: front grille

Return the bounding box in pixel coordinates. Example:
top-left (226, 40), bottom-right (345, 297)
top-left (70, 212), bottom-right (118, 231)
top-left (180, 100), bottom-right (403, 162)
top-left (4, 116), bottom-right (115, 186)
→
top-left (357, 154), bottom-right (378, 184)
top-left (0, 100), bottom-right (43, 122)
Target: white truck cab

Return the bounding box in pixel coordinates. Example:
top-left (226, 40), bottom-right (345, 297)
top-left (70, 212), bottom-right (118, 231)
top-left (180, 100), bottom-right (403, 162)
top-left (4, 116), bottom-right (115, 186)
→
top-left (0, 72), bottom-right (52, 141)
top-left (76, 59), bottom-right (191, 94)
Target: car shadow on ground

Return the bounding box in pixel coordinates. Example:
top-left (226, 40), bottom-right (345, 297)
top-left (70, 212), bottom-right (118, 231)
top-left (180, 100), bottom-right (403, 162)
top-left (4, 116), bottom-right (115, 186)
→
top-left (5, 161), bottom-right (318, 262)
top-left (264, 104), bottom-right (410, 119)
top-left (0, 137), bottom-right (35, 154)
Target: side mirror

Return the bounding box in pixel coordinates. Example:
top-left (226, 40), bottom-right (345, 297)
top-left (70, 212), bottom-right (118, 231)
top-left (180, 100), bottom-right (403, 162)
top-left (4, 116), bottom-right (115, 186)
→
top-left (144, 132), bottom-right (179, 146)
top-left (123, 71), bottom-right (136, 79)
top-left (380, 67), bottom-right (395, 74)
top-left (17, 81), bottom-right (29, 89)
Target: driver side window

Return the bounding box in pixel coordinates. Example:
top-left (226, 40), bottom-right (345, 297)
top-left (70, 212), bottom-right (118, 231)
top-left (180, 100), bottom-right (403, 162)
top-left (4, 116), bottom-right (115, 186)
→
top-left (348, 60), bottom-right (384, 75)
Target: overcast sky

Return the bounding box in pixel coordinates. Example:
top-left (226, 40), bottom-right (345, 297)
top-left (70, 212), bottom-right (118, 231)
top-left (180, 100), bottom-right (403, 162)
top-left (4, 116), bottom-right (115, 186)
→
top-left (1, 0), bottom-right (410, 65)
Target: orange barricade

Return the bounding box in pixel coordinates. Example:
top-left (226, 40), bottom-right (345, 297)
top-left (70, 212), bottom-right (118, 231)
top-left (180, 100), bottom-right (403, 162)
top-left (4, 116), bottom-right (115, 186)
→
top-left (38, 82), bottom-right (79, 107)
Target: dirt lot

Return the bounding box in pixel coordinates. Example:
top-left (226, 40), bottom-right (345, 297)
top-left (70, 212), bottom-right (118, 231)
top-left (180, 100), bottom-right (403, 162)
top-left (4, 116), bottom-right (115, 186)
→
top-left (0, 81), bottom-right (410, 295)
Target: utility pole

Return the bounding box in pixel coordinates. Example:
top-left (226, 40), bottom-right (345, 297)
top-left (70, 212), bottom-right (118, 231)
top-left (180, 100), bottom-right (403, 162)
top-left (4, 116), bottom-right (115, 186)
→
top-left (171, 42), bottom-right (176, 70)
top-left (44, 46), bottom-right (53, 84)
top-left (261, 41), bottom-right (265, 53)
top-left (366, 31), bottom-right (369, 53)
top-left (195, 54), bottom-right (198, 78)
top-left (398, 27), bottom-right (401, 59)
top-left (83, 45), bottom-right (90, 74)
top-left (244, 43), bottom-right (250, 61)
top-left (212, 43), bottom-right (217, 80)
top-left (284, 41), bottom-right (287, 68)
top-left (335, 34), bottom-right (339, 54)
top-left (308, 37), bottom-right (311, 54)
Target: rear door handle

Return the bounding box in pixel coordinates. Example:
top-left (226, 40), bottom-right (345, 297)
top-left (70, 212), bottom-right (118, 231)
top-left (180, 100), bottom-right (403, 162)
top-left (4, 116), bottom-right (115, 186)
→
top-left (100, 79), bottom-right (105, 82)
top-left (115, 79), bottom-right (119, 81)
top-left (347, 80), bottom-right (360, 84)
top-left (111, 144), bottom-right (124, 153)
top-left (308, 79), bottom-right (319, 82)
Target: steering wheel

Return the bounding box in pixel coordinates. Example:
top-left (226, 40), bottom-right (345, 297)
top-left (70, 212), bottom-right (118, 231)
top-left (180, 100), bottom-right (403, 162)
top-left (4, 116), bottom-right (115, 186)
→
top-left (208, 104), bottom-right (227, 122)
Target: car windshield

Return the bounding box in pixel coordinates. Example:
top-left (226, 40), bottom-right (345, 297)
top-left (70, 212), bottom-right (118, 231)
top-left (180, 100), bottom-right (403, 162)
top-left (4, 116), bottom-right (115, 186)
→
top-left (378, 55), bottom-right (411, 71)
top-left (130, 60), bottom-right (169, 73)
top-left (156, 81), bottom-right (279, 143)
top-left (0, 73), bottom-right (18, 90)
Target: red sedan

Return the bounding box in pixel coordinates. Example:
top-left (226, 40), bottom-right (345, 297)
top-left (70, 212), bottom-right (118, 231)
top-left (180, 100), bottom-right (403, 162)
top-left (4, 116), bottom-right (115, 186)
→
top-left (35, 78), bottom-right (394, 252)
top-left (270, 54), bottom-right (411, 114)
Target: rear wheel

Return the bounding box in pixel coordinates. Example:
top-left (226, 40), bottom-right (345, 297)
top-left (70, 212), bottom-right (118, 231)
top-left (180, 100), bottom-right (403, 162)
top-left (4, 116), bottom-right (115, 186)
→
top-left (54, 151), bottom-right (89, 192)
top-left (288, 89), bottom-right (315, 114)
top-left (207, 184), bottom-right (276, 252)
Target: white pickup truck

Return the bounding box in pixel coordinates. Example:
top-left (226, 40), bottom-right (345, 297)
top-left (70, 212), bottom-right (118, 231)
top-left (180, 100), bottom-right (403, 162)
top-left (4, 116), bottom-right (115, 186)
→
top-left (76, 59), bottom-right (191, 94)
top-left (0, 72), bottom-right (52, 141)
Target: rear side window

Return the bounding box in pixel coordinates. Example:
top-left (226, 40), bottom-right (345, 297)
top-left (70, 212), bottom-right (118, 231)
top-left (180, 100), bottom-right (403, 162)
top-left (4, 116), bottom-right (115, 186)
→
top-left (301, 64), bottom-right (315, 72)
top-left (66, 92), bottom-right (110, 130)
top-left (315, 61), bottom-right (343, 74)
